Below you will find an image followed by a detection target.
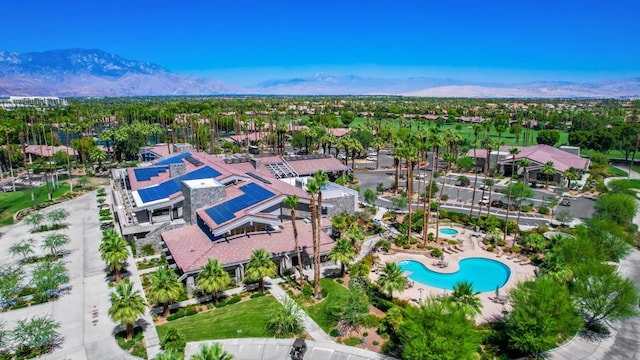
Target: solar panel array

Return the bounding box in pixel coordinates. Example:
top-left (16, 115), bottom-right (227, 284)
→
top-left (204, 183), bottom-right (275, 225)
top-left (155, 152), bottom-right (191, 165)
top-left (137, 166), bottom-right (222, 204)
top-left (185, 155), bottom-right (204, 166)
top-left (246, 172), bottom-right (272, 184)
top-left (265, 162), bottom-right (297, 179)
top-left (133, 166), bottom-right (169, 182)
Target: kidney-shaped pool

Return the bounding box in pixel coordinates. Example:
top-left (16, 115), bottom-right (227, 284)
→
top-left (398, 258), bottom-right (511, 292)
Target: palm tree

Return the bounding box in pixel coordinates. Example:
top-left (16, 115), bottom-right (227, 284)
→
top-left (329, 239), bottom-right (356, 278)
top-left (449, 281), bottom-right (482, 318)
top-left (283, 195), bottom-right (304, 285)
top-left (541, 161), bottom-right (556, 189)
top-left (190, 343), bottom-right (234, 360)
top-left (468, 125), bottom-right (481, 218)
top-left (435, 153), bottom-right (456, 243)
top-left (245, 248), bottom-right (277, 294)
top-left (515, 159), bottom-right (532, 226)
top-left (99, 229), bottom-right (129, 283)
top-left (484, 178), bottom-right (496, 218)
top-left (197, 258), bottom-right (230, 303)
top-left (148, 267), bottom-right (183, 318)
top-left (108, 281), bottom-right (146, 340)
top-left (90, 147), bottom-right (107, 170)
top-left (154, 351), bottom-right (181, 360)
top-left (0, 124), bottom-right (15, 192)
top-left (377, 262), bottom-right (407, 300)
top-left (562, 167), bottom-right (581, 188)
top-left (503, 147), bottom-right (520, 242)
top-left (305, 178), bottom-right (321, 294)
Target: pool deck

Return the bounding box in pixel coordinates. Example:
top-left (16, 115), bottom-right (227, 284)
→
top-left (371, 243), bottom-right (535, 324)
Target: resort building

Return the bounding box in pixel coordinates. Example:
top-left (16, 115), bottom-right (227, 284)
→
top-left (110, 147), bottom-right (355, 283)
top-left (24, 145), bottom-right (78, 162)
top-left (466, 144), bottom-right (590, 185)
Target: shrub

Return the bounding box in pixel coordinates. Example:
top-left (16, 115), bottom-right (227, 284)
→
top-left (344, 337), bottom-right (360, 346)
top-left (140, 244), bottom-right (155, 256)
top-left (537, 206), bottom-right (550, 215)
top-left (250, 292), bottom-right (266, 299)
top-left (521, 205), bottom-right (533, 213)
top-left (301, 284), bottom-right (313, 298)
top-left (430, 248), bottom-right (443, 258)
top-left (486, 246), bottom-right (495, 252)
top-left (99, 209), bottom-right (111, 217)
top-left (329, 328), bottom-right (341, 337)
top-left (226, 295), bottom-right (241, 305)
top-left (373, 340), bottom-right (380, 346)
top-left (511, 245), bottom-right (521, 253)
top-left (440, 194), bottom-right (449, 201)
top-left (160, 327), bottom-right (186, 354)
top-left (402, 243), bottom-right (411, 249)
top-left (360, 314), bottom-right (382, 328)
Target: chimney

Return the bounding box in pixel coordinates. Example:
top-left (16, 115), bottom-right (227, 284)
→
top-left (169, 163), bottom-right (186, 178)
top-left (181, 179), bottom-right (226, 224)
top-left (249, 157), bottom-right (261, 171)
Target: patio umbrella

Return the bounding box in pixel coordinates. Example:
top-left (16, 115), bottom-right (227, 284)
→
top-left (440, 254), bottom-right (445, 261)
top-left (495, 284), bottom-right (500, 299)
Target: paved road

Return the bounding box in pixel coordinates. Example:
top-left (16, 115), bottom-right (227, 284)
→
top-left (0, 191), bottom-right (137, 360)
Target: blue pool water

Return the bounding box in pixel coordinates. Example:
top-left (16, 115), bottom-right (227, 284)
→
top-left (398, 258), bottom-right (511, 292)
top-left (439, 228), bottom-right (459, 236)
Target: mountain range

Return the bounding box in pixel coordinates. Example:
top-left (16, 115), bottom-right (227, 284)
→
top-left (1, 48), bottom-right (639, 98)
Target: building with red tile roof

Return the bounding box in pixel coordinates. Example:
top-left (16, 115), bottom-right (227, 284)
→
top-left (112, 149), bottom-right (354, 282)
top-left (24, 145), bottom-right (78, 161)
top-left (466, 144), bottom-right (590, 184)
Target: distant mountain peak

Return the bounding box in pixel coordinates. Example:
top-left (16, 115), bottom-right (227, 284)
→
top-left (0, 48), bottom-right (243, 96)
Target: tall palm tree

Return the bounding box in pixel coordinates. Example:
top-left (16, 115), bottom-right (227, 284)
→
top-left (449, 281), bottom-right (482, 318)
top-left (148, 267), bottom-right (183, 318)
top-left (99, 229), bottom-right (129, 283)
top-left (305, 178), bottom-right (321, 294)
top-left (541, 161), bottom-right (556, 189)
top-left (283, 195), bottom-right (304, 285)
top-left (377, 262), bottom-right (407, 300)
top-left (0, 124), bottom-right (15, 192)
top-left (328, 238), bottom-right (356, 278)
top-left (197, 258), bottom-right (230, 303)
top-left (468, 125), bottom-right (482, 218)
top-left (515, 159), bottom-right (532, 226)
top-left (108, 281), bottom-right (146, 340)
top-left (190, 343), bottom-right (234, 360)
top-left (503, 147), bottom-right (520, 242)
top-left (245, 248), bottom-right (277, 294)
top-left (435, 153), bottom-right (456, 243)
top-left (484, 178), bottom-right (496, 218)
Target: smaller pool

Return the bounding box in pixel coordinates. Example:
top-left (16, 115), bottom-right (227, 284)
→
top-left (439, 228), bottom-right (459, 236)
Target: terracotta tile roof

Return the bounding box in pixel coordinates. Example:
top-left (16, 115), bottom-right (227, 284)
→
top-left (162, 221), bottom-right (335, 273)
top-left (286, 156), bottom-right (349, 175)
top-left (24, 145), bottom-right (77, 157)
top-left (498, 144), bottom-right (589, 172)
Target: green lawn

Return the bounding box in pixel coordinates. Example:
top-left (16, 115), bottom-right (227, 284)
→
top-left (156, 295), bottom-right (281, 342)
top-left (609, 179), bottom-right (640, 189)
top-left (348, 117), bottom-right (569, 147)
top-left (0, 183), bottom-right (71, 226)
top-left (607, 166), bottom-right (628, 177)
top-left (305, 278), bottom-right (349, 332)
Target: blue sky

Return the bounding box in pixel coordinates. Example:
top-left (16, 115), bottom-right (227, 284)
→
top-left (2, 0), bottom-right (639, 85)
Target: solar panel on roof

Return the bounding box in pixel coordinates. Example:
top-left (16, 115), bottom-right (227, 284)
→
top-left (185, 155), bottom-right (204, 167)
top-left (136, 165), bottom-right (222, 204)
top-left (203, 182), bottom-right (275, 225)
top-left (246, 172), bottom-right (272, 184)
top-left (155, 152), bottom-right (191, 165)
top-left (133, 166), bottom-right (169, 181)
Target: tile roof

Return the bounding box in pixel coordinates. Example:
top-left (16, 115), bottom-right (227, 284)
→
top-left (497, 144), bottom-right (589, 172)
top-left (285, 156), bottom-right (349, 175)
top-left (162, 221), bottom-right (335, 273)
top-left (24, 145), bottom-right (78, 157)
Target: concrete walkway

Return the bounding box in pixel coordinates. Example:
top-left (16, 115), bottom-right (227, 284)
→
top-left (545, 164), bottom-right (640, 360)
top-left (0, 191), bottom-right (138, 360)
top-left (185, 338), bottom-right (396, 360)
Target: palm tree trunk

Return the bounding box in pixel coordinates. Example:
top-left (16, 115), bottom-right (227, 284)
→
top-left (259, 277), bottom-right (264, 294)
top-left (126, 323), bottom-right (134, 340)
top-left (486, 182), bottom-right (493, 218)
top-left (115, 267), bottom-right (121, 283)
top-left (435, 169), bottom-right (447, 243)
top-left (291, 209), bottom-right (304, 286)
top-left (314, 191), bottom-right (322, 295)
top-left (406, 159), bottom-right (413, 240)
top-left (469, 147), bottom-right (479, 218)
top-left (309, 196), bottom-right (319, 294)
top-left (163, 303), bottom-right (169, 318)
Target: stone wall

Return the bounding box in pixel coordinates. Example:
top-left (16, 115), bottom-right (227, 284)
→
top-left (181, 181), bottom-right (226, 224)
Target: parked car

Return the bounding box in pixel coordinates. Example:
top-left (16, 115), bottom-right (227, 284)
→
top-left (337, 153), bottom-right (346, 160)
top-left (491, 200), bottom-right (505, 208)
top-left (560, 199), bottom-right (571, 206)
top-left (290, 339), bottom-right (307, 360)
top-left (479, 196), bottom-right (490, 205)
top-left (366, 156), bottom-right (377, 161)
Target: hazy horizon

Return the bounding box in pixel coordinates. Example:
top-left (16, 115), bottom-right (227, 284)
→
top-left (1, 0), bottom-right (639, 86)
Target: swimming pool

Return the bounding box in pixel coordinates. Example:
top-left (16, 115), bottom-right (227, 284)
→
top-left (439, 227), bottom-right (459, 236)
top-left (398, 258), bottom-right (511, 292)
